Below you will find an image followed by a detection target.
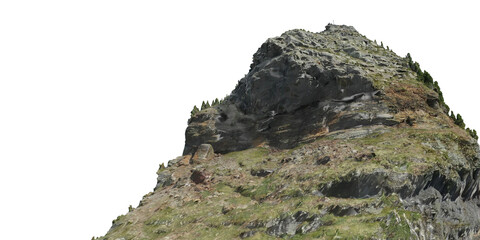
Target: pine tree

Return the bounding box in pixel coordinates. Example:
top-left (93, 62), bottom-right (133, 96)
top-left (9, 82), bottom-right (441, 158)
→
top-left (380, 41), bottom-right (384, 48)
top-left (455, 114), bottom-right (466, 129)
top-left (406, 53), bottom-right (413, 69)
top-left (414, 62), bottom-right (424, 82)
top-left (450, 111), bottom-right (456, 121)
top-left (205, 100), bottom-right (210, 109)
top-left (467, 128), bottom-right (478, 140)
top-left (423, 70), bottom-right (434, 86)
top-left (191, 105), bottom-right (200, 117)
top-left (201, 101), bottom-right (206, 110)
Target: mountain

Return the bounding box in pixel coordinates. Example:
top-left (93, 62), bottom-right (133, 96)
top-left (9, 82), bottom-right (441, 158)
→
top-left (96, 24), bottom-right (480, 239)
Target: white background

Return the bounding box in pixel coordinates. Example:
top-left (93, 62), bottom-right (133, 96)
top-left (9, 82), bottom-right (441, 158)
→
top-left (1, 1), bottom-right (479, 239)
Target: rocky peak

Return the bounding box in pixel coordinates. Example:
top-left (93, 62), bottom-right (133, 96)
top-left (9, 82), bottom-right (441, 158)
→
top-left (184, 24), bottom-right (436, 155)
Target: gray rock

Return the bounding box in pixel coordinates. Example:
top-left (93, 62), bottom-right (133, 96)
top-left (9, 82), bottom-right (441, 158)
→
top-left (250, 169), bottom-right (274, 177)
top-left (266, 211), bottom-right (322, 237)
top-left (298, 215), bottom-right (323, 234)
top-left (154, 170), bottom-right (173, 190)
top-left (167, 156), bottom-right (183, 167)
top-left (191, 144), bottom-right (214, 163)
top-left (239, 231), bottom-right (257, 239)
top-left (316, 156), bottom-right (330, 165)
top-left (328, 205), bottom-right (358, 216)
top-left (266, 215), bottom-right (300, 237)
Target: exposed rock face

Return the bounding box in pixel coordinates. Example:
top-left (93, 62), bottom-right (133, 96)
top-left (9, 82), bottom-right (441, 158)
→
top-left (183, 25), bottom-right (412, 155)
top-left (99, 25), bottom-right (480, 240)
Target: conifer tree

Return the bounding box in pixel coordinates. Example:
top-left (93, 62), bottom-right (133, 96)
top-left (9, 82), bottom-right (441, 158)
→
top-left (450, 111), bottom-right (456, 121)
top-left (406, 53), bottom-right (413, 69)
top-left (455, 114), bottom-right (466, 129)
top-left (466, 128), bottom-right (478, 140)
top-left (205, 101), bottom-right (210, 109)
top-left (201, 101), bottom-right (206, 110)
top-left (191, 105), bottom-right (200, 117)
top-left (423, 71), bottom-right (434, 86)
top-left (414, 62), bottom-right (424, 82)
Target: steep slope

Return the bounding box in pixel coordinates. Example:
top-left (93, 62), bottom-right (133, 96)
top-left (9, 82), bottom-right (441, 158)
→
top-left (97, 24), bottom-right (480, 240)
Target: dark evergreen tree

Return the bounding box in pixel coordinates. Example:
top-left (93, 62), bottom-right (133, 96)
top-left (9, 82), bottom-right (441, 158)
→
top-left (201, 101), bottom-right (206, 110)
top-left (423, 71), bottom-right (434, 86)
top-left (410, 61), bottom-right (419, 73)
top-left (467, 128), bottom-right (478, 140)
top-left (205, 100), bottom-right (210, 109)
top-left (212, 98), bottom-right (219, 106)
top-left (191, 105), bottom-right (200, 117)
top-left (406, 53), bottom-right (413, 69)
top-left (455, 114), bottom-right (466, 129)
top-left (450, 111), bottom-right (456, 121)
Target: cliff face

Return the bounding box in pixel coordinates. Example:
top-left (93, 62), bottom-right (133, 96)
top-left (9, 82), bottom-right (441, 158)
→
top-left (98, 25), bottom-right (480, 240)
top-left (182, 24), bottom-right (441, 155)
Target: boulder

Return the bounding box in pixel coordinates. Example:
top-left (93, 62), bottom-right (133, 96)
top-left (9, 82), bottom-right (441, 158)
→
top-left (190, 170), bottom-right (206, 184)
top-left (191, 144), bottom-right (214, 163)
top-left (154, 170), bottom-right (173, 190)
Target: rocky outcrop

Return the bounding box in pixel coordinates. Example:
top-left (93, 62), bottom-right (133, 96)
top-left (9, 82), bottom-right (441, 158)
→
top-left (184, 25), bottom-right (409, 154)
top-left (266, 211), bottom-right (324, 237)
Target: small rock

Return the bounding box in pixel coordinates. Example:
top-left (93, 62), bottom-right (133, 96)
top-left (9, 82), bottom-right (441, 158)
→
top-left (167, 156), bottom-right (183, 167)
top-left (190, 170), bottom-right (206, 184)
top-left (246, 220), bottom-right (265, 229)
top-left (354, 152), bottom-right (375, 161)
top-left (316, 156), bottom-right (331, 165)
top-left (239, 231), bottom-right (257, 239)
top-left (250, 169), bottom-right (274, 177)
top-left (154, 171), bottom-right (173, 190)
top-left (298, 215), bottom-right (323, 234)
top-left (406, 116), bottom-right (415, 126)
top-left (281, 157), bottom-right (293, 163)
top-left (266, 211), bottom-right (311, 237)
top-left (328, 205), bottom-right (358, 216)
top-left (178, 155), bottom-right (192, 166)
top-left (221, 206), bottom-right (233, 214)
